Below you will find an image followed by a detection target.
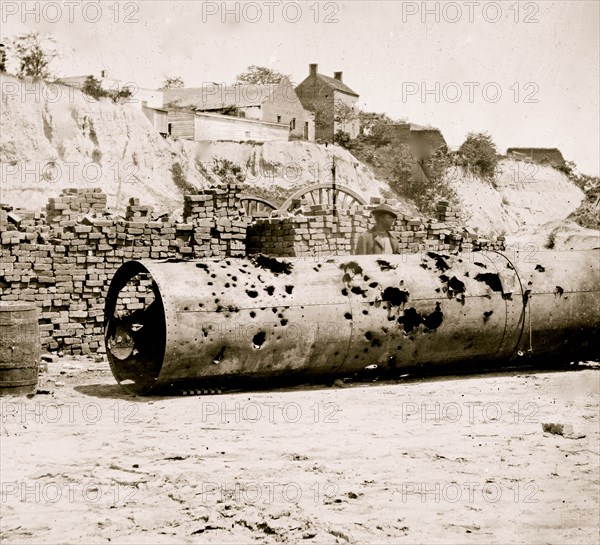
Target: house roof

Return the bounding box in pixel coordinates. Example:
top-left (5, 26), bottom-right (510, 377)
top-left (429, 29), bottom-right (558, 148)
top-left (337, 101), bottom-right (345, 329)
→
top-left (314, 74), bottom-right (359, 97)
top-left (163, 83), bottom-right (279, 110)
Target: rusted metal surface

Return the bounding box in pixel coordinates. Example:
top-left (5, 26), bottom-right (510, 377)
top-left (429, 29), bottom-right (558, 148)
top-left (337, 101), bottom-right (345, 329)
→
top-left (104, 250), bottom-right (600, 394)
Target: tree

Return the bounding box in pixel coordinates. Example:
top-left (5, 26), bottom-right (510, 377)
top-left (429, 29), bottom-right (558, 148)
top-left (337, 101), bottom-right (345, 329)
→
top-left (8, 32), bottom-right (58, 80)
top-left (236, 65), bottom-right (289, 84)
top-left (334, 100), bottom-right (358, 135)
top-left (82, 76), bottom-right (105, 100)
top-left (457, 132), bottom-right (499, 179)
top-left (161, 76), bottom-right (185, 89)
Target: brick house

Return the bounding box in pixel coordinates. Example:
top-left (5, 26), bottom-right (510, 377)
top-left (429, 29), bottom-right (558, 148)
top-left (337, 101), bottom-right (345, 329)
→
top-left (295, 64), bottom-right (360, 142)
top-left (162, 77), bottom-right (314, 141)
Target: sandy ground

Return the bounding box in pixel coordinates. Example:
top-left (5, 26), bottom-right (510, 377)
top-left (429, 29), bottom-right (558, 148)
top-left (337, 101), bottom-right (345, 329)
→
top-left (1, 359), bottom-right (598, 545)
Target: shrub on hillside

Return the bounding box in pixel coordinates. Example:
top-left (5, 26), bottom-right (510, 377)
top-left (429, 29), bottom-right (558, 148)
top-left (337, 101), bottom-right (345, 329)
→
top-left (456, 132), bottom-right (499, 180)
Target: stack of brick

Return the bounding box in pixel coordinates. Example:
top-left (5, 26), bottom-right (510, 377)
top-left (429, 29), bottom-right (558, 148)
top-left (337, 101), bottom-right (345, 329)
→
top-left (45, 188), bottom-right (107, 226)
top-left (435, 200), bottom-right (460, 227)
top-left (125, 198), bottom-right (153, 221)
top-left (183, 184), bottom-right (250, 257)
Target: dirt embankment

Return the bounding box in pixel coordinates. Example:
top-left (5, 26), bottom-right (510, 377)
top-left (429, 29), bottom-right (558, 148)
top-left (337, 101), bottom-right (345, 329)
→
top-left (446, 159), bottom-right (597, 249)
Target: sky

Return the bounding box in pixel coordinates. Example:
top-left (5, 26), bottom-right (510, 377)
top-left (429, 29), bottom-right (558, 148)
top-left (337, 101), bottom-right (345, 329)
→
top-left (2, 0), bottom-right (599, 175)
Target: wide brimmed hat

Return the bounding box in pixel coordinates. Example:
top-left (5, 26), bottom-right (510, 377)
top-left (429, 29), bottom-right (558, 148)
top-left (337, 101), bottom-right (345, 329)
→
top-left (371, 203), bottom-right (398, 219)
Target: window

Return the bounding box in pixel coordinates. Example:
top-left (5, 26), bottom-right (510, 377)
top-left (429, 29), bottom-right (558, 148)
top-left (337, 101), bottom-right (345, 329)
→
top-left (304, 122), bottom-right (309, 139)
top-left (277, 115), bottom-right (282, 123)
top-left (290, 118), bottom-right (296, 130)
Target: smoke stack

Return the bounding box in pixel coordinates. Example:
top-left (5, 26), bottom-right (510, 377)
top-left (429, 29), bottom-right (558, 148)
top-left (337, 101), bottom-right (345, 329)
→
top-left (100, 69), bottom-right (107, 78)
top-left (309, 64), bottom-right (318, 77)
top-left (334, 71), bottom-right (343, 81)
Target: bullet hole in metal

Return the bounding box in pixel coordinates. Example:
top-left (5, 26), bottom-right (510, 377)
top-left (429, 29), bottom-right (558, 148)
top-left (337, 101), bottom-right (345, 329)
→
top-left (483, 310), bottom-right (494, 321)
top-left (232, 276), bottom-right (238, 282)
top-left (340, 261), bottom-right (363, 276)
top-left (272, 308), bottom-right (278, 314)
top-left (215, 299), bottom-right (220, 304)
top-left (397, 345), bottom-right (403, 350)
top-left (215, 305), bottom-right (223, 313)
top-left (278, 313), bottom-right (284, 319)
top-left (341, 288), bottom-right (348, 296)
top-left (363, 275), bottom-right (370, 282)
top-left (382, 287), bottom-right (410, 307)
top-left (369, 302), bottom-right (375, 306)
top-left (196, 263), bottom-right (209, 272)
top-left (213, 346), bottom-right (226, 364)
top-left (198, 303), bottom-right (203, 307)
top-left (207, 282), bottom-right (213, 286)
top-left (464, 272), bottom-right (469, 277)
top-left (427, 252), bottom-right (451, 272)
top-left (527, 281), bottom-right (533, 286)
top-left (225, 283), bottom-right (230, 288)
top-left (252, 331), bottom-right (266, 349)
top-left (458, 259), bottom-right (463, 263)
top-left (420, 263), bottom-right (429, 270)
top-left (202, 327), bottom-right (210, 337)
top-left (363, 348), bottom-right (369, 353)
top-left (555, 286), bottom-right (564, 297)
top-left (474, 273), bottom-right (503, 292)
top-left (183, 306), bottom-right (189, 311)
top-left (280, 319), bottom-right (288, 326)
top-left (344, 313), bottom-right (352, 320)
top-left (211, 292), bottom-right (216, 296)
top-left (313, 267), bottom-right (320, 272)
top-left (369, 282), bottom-right (379, 288)
top-left (506, 262), bottom-right (514, 270)
top-left (474, 262), bottom-right (487, 268)
top-left (535, 265), bottom-right (546, 272)
top-left (351, 286), bottom-right (368, 297)
top-left (501, 293), bottom-right (513, 301)
top-left (365, 331), bottom-right (373, 340)
top-left (250, 311), bottom-right (256, 318)
top-left (257, 275), bottom-right (264, 283)
top-left (363, 310), bottom-right (369, 315)
top-left (252, 254), bottom-right (294, 275)
top-left (265, 286), bottom-right (275, 296)
top-left (334, 351), bottom-right (340, 356)
top-left (246, 290), bottom-right (259, 298)
top-left (285, 285), bottom-right (294, 294)
top-left (398, 308), bottom-right (423, 334)
top-left (422, 302), bottom-right (443, 332)
top-left (371, 338), bottom-right (382, 348)
top-left (435, 288), bottom-right (441, 293)
top-left (376, 259), bottom-right (396, 271)
top-left (440, 275), bottom-right (466, 296)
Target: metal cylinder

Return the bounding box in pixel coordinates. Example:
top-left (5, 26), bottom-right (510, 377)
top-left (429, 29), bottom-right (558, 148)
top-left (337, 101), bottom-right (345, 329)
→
top-left (104, 250), bottom-right (600, 394)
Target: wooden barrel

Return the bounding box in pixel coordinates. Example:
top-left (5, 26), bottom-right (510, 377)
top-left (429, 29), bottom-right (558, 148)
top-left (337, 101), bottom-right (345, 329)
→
top-left (0, 302), bottom-right (40, 396)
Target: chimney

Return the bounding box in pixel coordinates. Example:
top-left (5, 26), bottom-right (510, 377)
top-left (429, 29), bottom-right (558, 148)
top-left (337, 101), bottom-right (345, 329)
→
top-left (100, 69), bottom-right (107, 78)
top-left (309, 63), bottom-right (318, 77)
top-left (334, 71), bottom-right (343, 81)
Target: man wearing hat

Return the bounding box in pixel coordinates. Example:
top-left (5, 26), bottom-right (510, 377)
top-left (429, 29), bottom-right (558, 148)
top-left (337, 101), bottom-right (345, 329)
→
top-left (354, 203), bottom-right (400, 255)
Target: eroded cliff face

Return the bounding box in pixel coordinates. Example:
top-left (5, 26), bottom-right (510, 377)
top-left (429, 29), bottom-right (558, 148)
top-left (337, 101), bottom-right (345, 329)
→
top-left (0, 74), bottom-right (209, 212)
top-left (448, 160), bottom-right (585, 239)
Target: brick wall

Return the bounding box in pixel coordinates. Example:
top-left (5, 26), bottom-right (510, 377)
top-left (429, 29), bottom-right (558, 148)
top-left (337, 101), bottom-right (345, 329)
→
top-left (0, 186), bottom-right (247, 355)
top-left (246, 199), bottom-right (505, 258)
